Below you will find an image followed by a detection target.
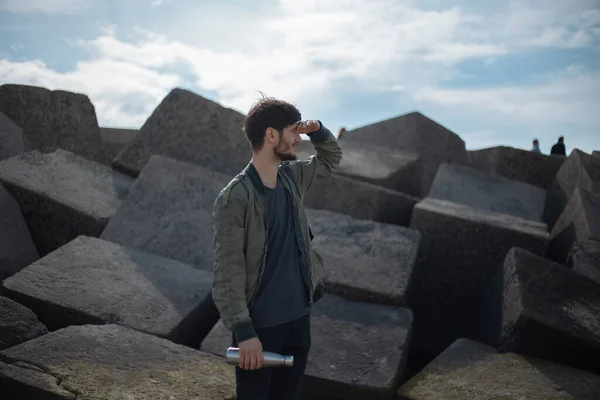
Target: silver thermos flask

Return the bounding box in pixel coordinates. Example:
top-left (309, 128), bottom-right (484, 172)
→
top-left (225, 347), bottom-right (294, 367)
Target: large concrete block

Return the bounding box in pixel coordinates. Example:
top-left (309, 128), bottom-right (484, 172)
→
top-left (306, 208), bottom-right (420, 305)
top-left (0, 185), bottom-right (39, 281)
top-left (113, 88), bottom-right (250, 177)
top-left (297, 140), bottom-right (422, 196)
top-left (549, 187), bottom-right (600, 264)
top-left (202, 294), bottom-right (413, 400)
top-left (304, 174), bottom-right (418, 226)
top-left (2, 236), bottom-right (219, 347)
top-left (544, 149), bottom-right (600, 230)
top-left (408, 198), bottom-right (548, 359)
top-left (481, 248), bottom-right (600, 375)
top-left (101, 155), bottom-right (230, 270)
top-left (570, 240), bottom-right (600, 285)
top-left (0, 296), bottom-right (47, 350)
top-left (0, 111), bottom-right (24, 161)
top-left (397, 338), bottom-right (600, 400)
top-left (303, 295), bottom-right (412, 400)
top-left (0, 324), bottom-right (236, 399)
top-left (0, 360), bottom-right (77, 399)
top-left (199, 320), bottom-right (230, 356)
top-left (0, 84), bottom-right (106, 164)
top-left (468, 146), bottom-right (565, 188)
top-left (429, 163), bottom-right (547, 222)
top-left (99, 127), bottom-right (138, 162)
top-left (0, 149), bottom-right (133, 256)
top-left (339, 111), bottom-right (468, 197)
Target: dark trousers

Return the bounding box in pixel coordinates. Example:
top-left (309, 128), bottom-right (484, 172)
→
top-left (232, 313), bottom-right (311, 400)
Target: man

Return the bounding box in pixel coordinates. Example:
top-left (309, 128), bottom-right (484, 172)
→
top-left (212, 96), bottom-right (342, 399)
top-left (531, 139), bottom-right (541, 154)
top-left (550, 136), bottom-right (566, 155)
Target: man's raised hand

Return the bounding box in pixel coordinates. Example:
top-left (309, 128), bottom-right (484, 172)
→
top-left (297, 120), bottom-right (320, 134)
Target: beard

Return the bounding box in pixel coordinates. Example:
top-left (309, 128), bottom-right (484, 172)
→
top-left (274, 142), bottom-right (297, 162)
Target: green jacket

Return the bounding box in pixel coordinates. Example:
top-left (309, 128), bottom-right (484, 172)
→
top-left (212, 123), bottom-right (342, 342)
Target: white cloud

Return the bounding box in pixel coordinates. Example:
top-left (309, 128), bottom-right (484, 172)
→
top-left (412, 68), bottom-right (600, 152)
top-left (413, 70), bottom-right (600, 124)
top-left (9, 44), bottom-right (24, 52)
top-left (414, 67), bottom-right (600, 124)
top-left (0, 0), bottom-right (89, 14)
top-left (53, 0), bottom-right (506, 115)
top-left (0, 0), bottom-right (599, 152)
top-left (0, 58), bottom-right (181, 127)
top-left (150, 0), bottom-right (169, 8)
top-left (503, 0), bottom-right (600, 49)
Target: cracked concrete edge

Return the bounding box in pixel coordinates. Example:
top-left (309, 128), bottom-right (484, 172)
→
top-left (0, 353), bottom-right (78, 399)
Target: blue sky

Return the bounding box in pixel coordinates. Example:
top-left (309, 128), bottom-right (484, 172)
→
top-left (1, 0), bottom-right (599, 154)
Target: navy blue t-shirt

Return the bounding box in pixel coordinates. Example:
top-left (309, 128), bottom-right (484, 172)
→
top-left (249, 175), bottom-right (310, 328)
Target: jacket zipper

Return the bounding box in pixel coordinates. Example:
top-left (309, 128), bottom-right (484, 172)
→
top-left (248, 177), bottom-right (313, 309)
top-left (288, 182), bottom-right (314, 307)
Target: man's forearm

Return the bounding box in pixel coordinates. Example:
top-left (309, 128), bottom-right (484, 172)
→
top-left (288, 121), bottom-right (343, 194)
top-left (212, 267), bottom-right (256, 342)
top-left (307, 121), bottom-right (342, 173)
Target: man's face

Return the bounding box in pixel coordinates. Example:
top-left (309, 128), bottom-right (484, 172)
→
top-left (273, 122), bottom-right (302, 162)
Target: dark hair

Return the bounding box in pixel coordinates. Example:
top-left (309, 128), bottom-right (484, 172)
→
top-left (558, 136), bottom-right (564, 142)
top-left (244, 94), bottom-right (301, 151)
top-left (533, 139), bottom-right (539, 145)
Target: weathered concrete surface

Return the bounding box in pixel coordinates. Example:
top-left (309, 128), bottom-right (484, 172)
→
top-left (101, 155), bottom-right (230, 270)
top-left (306, 209), bottom-right (420, 305)
top-left (0, 149), bottom-right (133, 256)
top-left (304, 174), bottom-right (418, 226)
top-left (549, 187), bottom-right (600, 264)
top-left (0, 185), bottom-right (39, 281)
top-left (2, 236), bottom-right (219, 347)
top-left (481, 248), bottom-right (600, 375)
top-left (339, 111), bottom-right (468, 197)
top-left (0, 324), bottom-right (236, 400)
top-left (468, 146), bottom-right (565, 188)
top-left (99, 127), bottom-right (138, 162)
top-left (397, 338), bottom-right (600, 400)
top-left (199, 319), bottom-right (230, 356)
top-left (113, 88), bottom-right (250, 177)
top-left (570, 240), bottom-right (600, 285)
top-left (0, 360), bottom-right (77, 400)
top-left (0, 84), bottom-right (107, 164)
top-left (0, 296), bottom-right (47, 350)
top-left (428, 163), bottom-right (547, 222)
top-left (296, 140), bottom-right (422, 196)
top-left (303, 295), bottom-right (412, 400)
top-left (0, 111), bottom-right (24, 161)
top-left (408, 198), bottom-right (548, 360)
top-left (203, 294), bottom-right (412, 400)
top-left (544, 149), bottom-right (600, 230)
top-left (593, 150), bottom-right (600, 158)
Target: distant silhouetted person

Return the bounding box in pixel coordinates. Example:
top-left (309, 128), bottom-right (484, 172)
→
top-left (531, 139), bottom-right (541, 154)
top-left (550, 136), bottom-right (566, 156)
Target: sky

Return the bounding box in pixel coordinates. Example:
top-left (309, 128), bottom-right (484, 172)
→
top-left (1, 0), bottom-right (599, 154)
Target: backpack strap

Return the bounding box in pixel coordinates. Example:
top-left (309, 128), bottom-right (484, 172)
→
top-left (280, 163), bottom-right (300, 197)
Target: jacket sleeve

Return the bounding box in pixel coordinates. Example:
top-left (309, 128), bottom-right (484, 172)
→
top-left (287, 121), bottom-right (343, 196)
top-left (212, 187), bottom-right (257, 343)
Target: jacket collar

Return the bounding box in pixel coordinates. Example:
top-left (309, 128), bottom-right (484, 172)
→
top-left (244, 162), bottom-right (266, 195)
